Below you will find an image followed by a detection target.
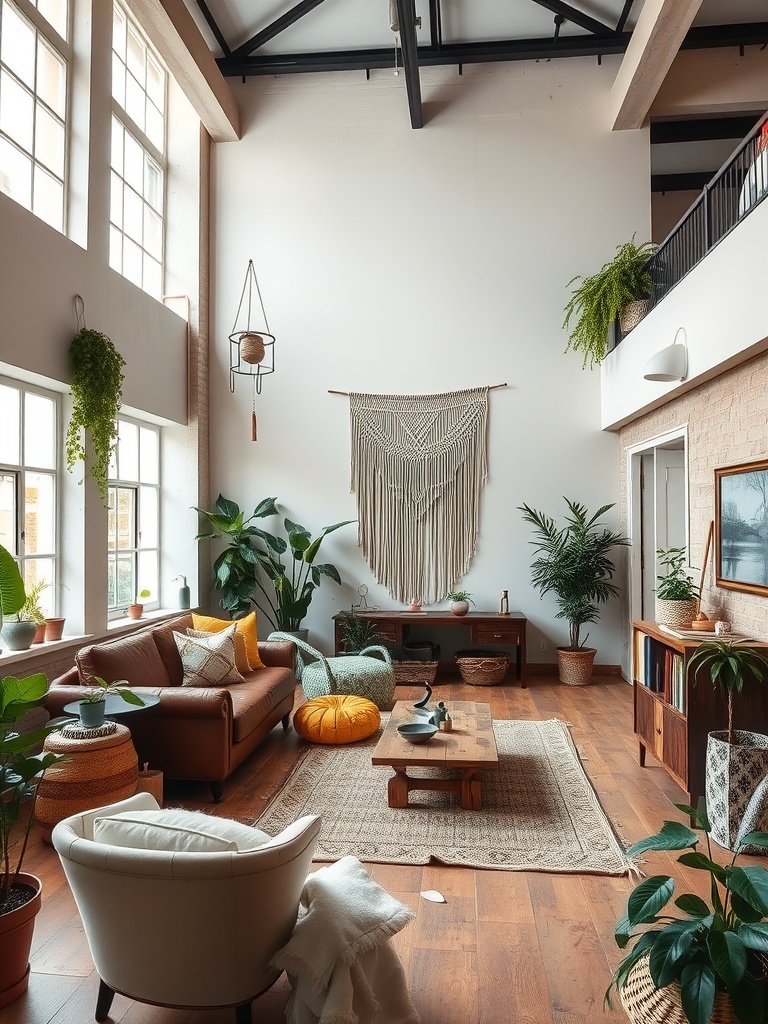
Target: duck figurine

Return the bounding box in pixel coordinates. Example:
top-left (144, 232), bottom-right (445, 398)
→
top-left (413, 682), bottom-right (433, 709)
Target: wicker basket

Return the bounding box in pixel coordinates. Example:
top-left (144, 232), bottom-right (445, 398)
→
top-left (393, 660), bottom-right (439, 684)
top-left (455, 651), bottom-right (510, 686)
top-left (620, 953), bottom-right (737, 1024)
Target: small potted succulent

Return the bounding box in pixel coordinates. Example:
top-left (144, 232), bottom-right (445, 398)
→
top-left (78, 675), bottom-right (145, 729)
top-left (127, 588), bottom-right (151, 620)
top-left (445, 590), bottom-right (475, 616)
top-left (655, 546), bottom-right (699, 627)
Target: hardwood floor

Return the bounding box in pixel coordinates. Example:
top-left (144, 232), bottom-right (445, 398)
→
top-left (10, 673), bottom-right (734, 1023)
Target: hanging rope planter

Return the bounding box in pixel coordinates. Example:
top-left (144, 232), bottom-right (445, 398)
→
top-left (229, 260), bottom-right (275, 440)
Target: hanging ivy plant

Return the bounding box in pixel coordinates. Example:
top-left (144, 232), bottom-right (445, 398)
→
top-left (65, 327), bottom-right (126, 503)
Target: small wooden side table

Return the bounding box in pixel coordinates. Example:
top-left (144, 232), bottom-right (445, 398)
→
top-left (35, 723), bottom-right (139, 841)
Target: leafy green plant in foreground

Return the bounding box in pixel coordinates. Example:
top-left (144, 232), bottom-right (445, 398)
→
top-left (608, 805), bottom-right (768, 1024)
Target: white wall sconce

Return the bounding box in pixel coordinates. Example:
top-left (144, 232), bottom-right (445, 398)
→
top-left (643, 327), bottom-right (688, 382)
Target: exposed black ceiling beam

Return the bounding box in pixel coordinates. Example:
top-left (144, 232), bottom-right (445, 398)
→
top-left (651, 115), bottom-right (762, 145)
top-left (652, 171), bottom-right (716, 192)
top-left (216, 22), bottom-right (768, 78)
top-left (527, 0), bottom-right (615, 38)
top-left (229, 0), bottom-right (329, 61)
top-left (194, 0), bottom-right (230, 57)
top-left (396, 0), bottom-right (423, 129)
top-left (615, 0), bottom-right (635, 35)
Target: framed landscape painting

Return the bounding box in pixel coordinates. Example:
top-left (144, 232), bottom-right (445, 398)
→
top-left (715, 459), bottom-right (768, 595)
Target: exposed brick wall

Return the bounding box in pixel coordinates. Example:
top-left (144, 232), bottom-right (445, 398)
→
top-left (619, 350), bottom-right (768, 641)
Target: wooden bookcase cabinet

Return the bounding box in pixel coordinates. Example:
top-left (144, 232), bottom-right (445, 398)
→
top-left (632, 621), bottom-right (768, 810)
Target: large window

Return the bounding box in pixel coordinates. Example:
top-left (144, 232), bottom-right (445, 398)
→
top-left (0, 377), bottom-right (58, 615)
top-left (107, 418), bottom-right (159, 616)
top-left (110, 3), bottom-right (165, 299)
top-left (0, 0), bottom-right (69, 232)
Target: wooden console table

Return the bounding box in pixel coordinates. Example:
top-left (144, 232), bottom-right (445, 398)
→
top-left (333, 610), bottom-right (527, 686)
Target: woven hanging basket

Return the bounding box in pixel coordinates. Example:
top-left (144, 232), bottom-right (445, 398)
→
top-left (619, 298), bottom-right (650, 334)
top-left (455, 651), bottom-right (510, 686)
top-left (393, 660), bottom-right (439, 684)
top-left (240, 332), bottom-right (266, 364)
top-left (620, 954), bottom-right (738, 1024)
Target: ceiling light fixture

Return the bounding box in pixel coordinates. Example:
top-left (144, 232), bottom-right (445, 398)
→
top-left (643, 327), bottom-right (688, 382)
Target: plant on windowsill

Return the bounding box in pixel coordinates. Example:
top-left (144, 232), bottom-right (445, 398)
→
top-left (77, 675), bottom-right (145, 729)
top-left (563, 236), bottom-right (657, 368)
top-left (655, 545), bottom-right (700, 627)
top-left (3, 580), bottom-right (50, 651)
top-left (518, 498), bottom-right (628, 685)
top-left (445, 590), bottom-right (475, 616)
top-left (0, 671), bottom-right (68, 1007)
top-left (608, 807), bottom-right (768, 1024)
top-left (127, 589), bottom-right (151, 621)
top-left (0, 543), bottom-right (27, 654)
top-left (194, 495), bottom-right (354, 633)
top-left (65, 326), bottom-right (126, 505)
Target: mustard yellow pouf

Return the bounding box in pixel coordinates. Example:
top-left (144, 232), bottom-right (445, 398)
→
top-left (294, 695), bottom-right (381, 744)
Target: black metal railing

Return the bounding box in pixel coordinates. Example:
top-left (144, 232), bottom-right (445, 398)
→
top-left (646, 111), bottom-right (768, 313)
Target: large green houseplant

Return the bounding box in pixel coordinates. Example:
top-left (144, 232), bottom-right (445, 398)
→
top-left (609, 807), bottom-right (768, 1024)
top-left (1, 672), bottom-right (67, 1006)
top-left (195, 495), bottom-right (354, 631)
top-left (518, 498), bottom-right (628, 684)
top-left (0, 544), bottom-right (26, 652)
top-left (65, 327), bottom-right (125, 503)
top-left (563, 237), bottom-right (657, 368)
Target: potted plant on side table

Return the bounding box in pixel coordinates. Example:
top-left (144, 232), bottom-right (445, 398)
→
top-left (609, 807), bottom-right (768, 1024)
top-left (446, 590), bottom-right (475, 616)
top-left (1, 672), bottom-right (67, 1007)
top-left (688, 638), bottom-right (768, 851)
top-left (655, 546), bottom-right (700, 627)
top-left (518, 498), bottom-right (628, 685)
top-left (77, 676), bottom-right (145, 729)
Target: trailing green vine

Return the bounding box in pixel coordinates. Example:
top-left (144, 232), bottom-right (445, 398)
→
top-left (65, 327), bottom-right (126, 503)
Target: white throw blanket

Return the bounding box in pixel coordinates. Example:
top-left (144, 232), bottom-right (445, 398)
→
top-left (271, 856), bottom-right (421, 1024)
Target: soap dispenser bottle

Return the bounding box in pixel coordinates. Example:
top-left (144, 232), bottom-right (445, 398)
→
top-left (175, 576), bottom-right (190, 610)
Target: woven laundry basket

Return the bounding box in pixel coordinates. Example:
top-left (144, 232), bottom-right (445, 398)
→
top-left (394, 660), bottom-right (439, 684)
top-left (620, 954), bottom-right (739, 1024)
top-left (35, 723), bottom-right (138, 840)
top-left (455, 650), bottom-right (510, 686)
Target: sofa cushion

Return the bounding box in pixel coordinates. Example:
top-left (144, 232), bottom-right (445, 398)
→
top-left (151, 615), bottom-right (195, 686)
top-left (230, 668), bottom-right (295, 743)
top-left (77, 631), bottom-right (172, 689)
top-left (173, 625), bottom-right (244, 687)
top-left (93, 807), bottom-right (271, 852)
top-left (192, 611), bottom-right (265, 670)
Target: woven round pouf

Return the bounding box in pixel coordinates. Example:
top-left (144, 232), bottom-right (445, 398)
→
top-left (35, 723), bottom-right (139, 842)
top-left (294, 695), bottom-right (381, 745)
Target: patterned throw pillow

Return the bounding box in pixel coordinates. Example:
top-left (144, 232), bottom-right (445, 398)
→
top-left (191, 611), bottom-right (265, 670)
top-left (172, 623), bottom-right (245, 687)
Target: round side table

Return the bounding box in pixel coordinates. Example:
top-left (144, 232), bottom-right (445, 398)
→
top-left (35, 723), bottom-right (138, 842)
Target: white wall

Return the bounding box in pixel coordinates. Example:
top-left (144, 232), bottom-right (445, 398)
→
top-left (210, 60), bottom-right (650, 661)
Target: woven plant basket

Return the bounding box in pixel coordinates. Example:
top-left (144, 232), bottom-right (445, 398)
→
top-left (455, 651), bottom-right (510, 686)
top-left (394, 660), bottom-right (439, 684)
top-left (620, 953), bottom-right (737, 1024)
top-left (556, 647), bottom-right (596, 686)
top-left (655, 598), bottom-right (698, 628)
top-left (619, 298), bottom-right (650, 335)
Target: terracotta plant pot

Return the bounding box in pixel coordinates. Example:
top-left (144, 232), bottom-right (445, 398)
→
top-left (32, 622), bottom-right (47, 644)
top-left (556, 647), bottom-right (596, 686)
top-left (44, 617), bottom-right (66, 641)
top-left (127, 604), bottom-right (144, 620)
top-left (0, 873), bottom-right (42, 1008)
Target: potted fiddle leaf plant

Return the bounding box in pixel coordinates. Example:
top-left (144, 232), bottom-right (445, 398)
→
top-left (518, 498), bottom-right (628, 685)
top-left (0, 672), bottom-right (68, 1007)
top-left (0, 543), bottom-right (26, 653)
top-left (609, 807), bottom-right (768, 1024)
top-left (77, 675), bottom-right (145, 729)
top-left (563, 236), bottom-right (657, 368)
top-left (688, 638), bottom-right (768, 851)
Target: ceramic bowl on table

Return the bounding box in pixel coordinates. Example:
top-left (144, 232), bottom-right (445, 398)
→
top-left (397, 722), bottom-right (438, 744)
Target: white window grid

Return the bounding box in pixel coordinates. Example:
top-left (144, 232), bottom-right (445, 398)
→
top-left (0, 375), bottom-right (59, 616)
top-left (110, 2), bottom-right (166, 299)
top-left (107, 417), bottom-right (160, 618)
top-left (0, 0), bottom-right (70, 233)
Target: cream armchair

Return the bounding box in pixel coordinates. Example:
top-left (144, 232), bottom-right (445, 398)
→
top-left (52, 794), bottom-right (321, 1023)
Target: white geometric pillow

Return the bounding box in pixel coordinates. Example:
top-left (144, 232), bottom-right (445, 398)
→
top-left (172, 623), bottom-right (245, 687)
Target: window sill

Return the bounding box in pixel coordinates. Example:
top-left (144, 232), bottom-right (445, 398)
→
top-left (107, 608), bottom-right (190, 632)
top-left (0, 634), bottom-right (94, 669)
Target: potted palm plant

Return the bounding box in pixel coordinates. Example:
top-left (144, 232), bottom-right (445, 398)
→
top-left (195, 495), bottom-right (354, 635)
top-left (688, 638), bottom-right (768, 851)
top-left (655, 546), bottom-right (700, 627)
top-left (609, 806), bottom-right (768, 1024)
top-left (518, 498), bottom-right (628, 685)
top-left (563, 236), bottom-right (657, 368)
top-left (0, 672), bottom-right (67, 1007)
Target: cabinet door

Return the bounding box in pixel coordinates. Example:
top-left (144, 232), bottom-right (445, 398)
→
top-left (662, 707), bottom-right (687, 785)
top-left (635, 685), bottom-right (657, 751)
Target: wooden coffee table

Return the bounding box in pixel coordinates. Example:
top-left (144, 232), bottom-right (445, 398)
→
top-left (371, 700), bottom-right (498, 810)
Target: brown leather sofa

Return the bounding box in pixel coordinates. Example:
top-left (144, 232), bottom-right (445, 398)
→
top-left (46, 614), bottom-right (296, 801)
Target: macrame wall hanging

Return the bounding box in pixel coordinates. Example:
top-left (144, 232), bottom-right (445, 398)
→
top-left (338, 386), bottom-right (502, 605)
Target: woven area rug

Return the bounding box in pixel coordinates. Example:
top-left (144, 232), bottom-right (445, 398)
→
top-left (254, 718), bottom-right (631, 875)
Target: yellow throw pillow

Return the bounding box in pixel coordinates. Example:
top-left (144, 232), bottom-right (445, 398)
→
top-left (191, 611), bottom-right (265, 671)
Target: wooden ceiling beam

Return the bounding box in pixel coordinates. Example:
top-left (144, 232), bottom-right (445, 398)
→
top-left (610, 0), bottom-right (703, 131)
top-left (129, 0), bottom-right (239, 142)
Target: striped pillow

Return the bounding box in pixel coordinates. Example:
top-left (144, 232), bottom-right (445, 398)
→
top-left (172, 623), bottom-right (244, 687)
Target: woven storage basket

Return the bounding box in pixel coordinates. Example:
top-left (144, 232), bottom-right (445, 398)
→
top-left (393, 660), bottom-right (439, 684)
top-left (620, 954), bottom-right (738, 1024)
top-left (455, 651), bottom-right (510, 686)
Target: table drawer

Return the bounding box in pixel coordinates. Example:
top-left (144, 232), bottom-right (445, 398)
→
top-left (373, 622), bottom-right (400, 643)
top-left (470, 623), bottom-right (522, 645)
